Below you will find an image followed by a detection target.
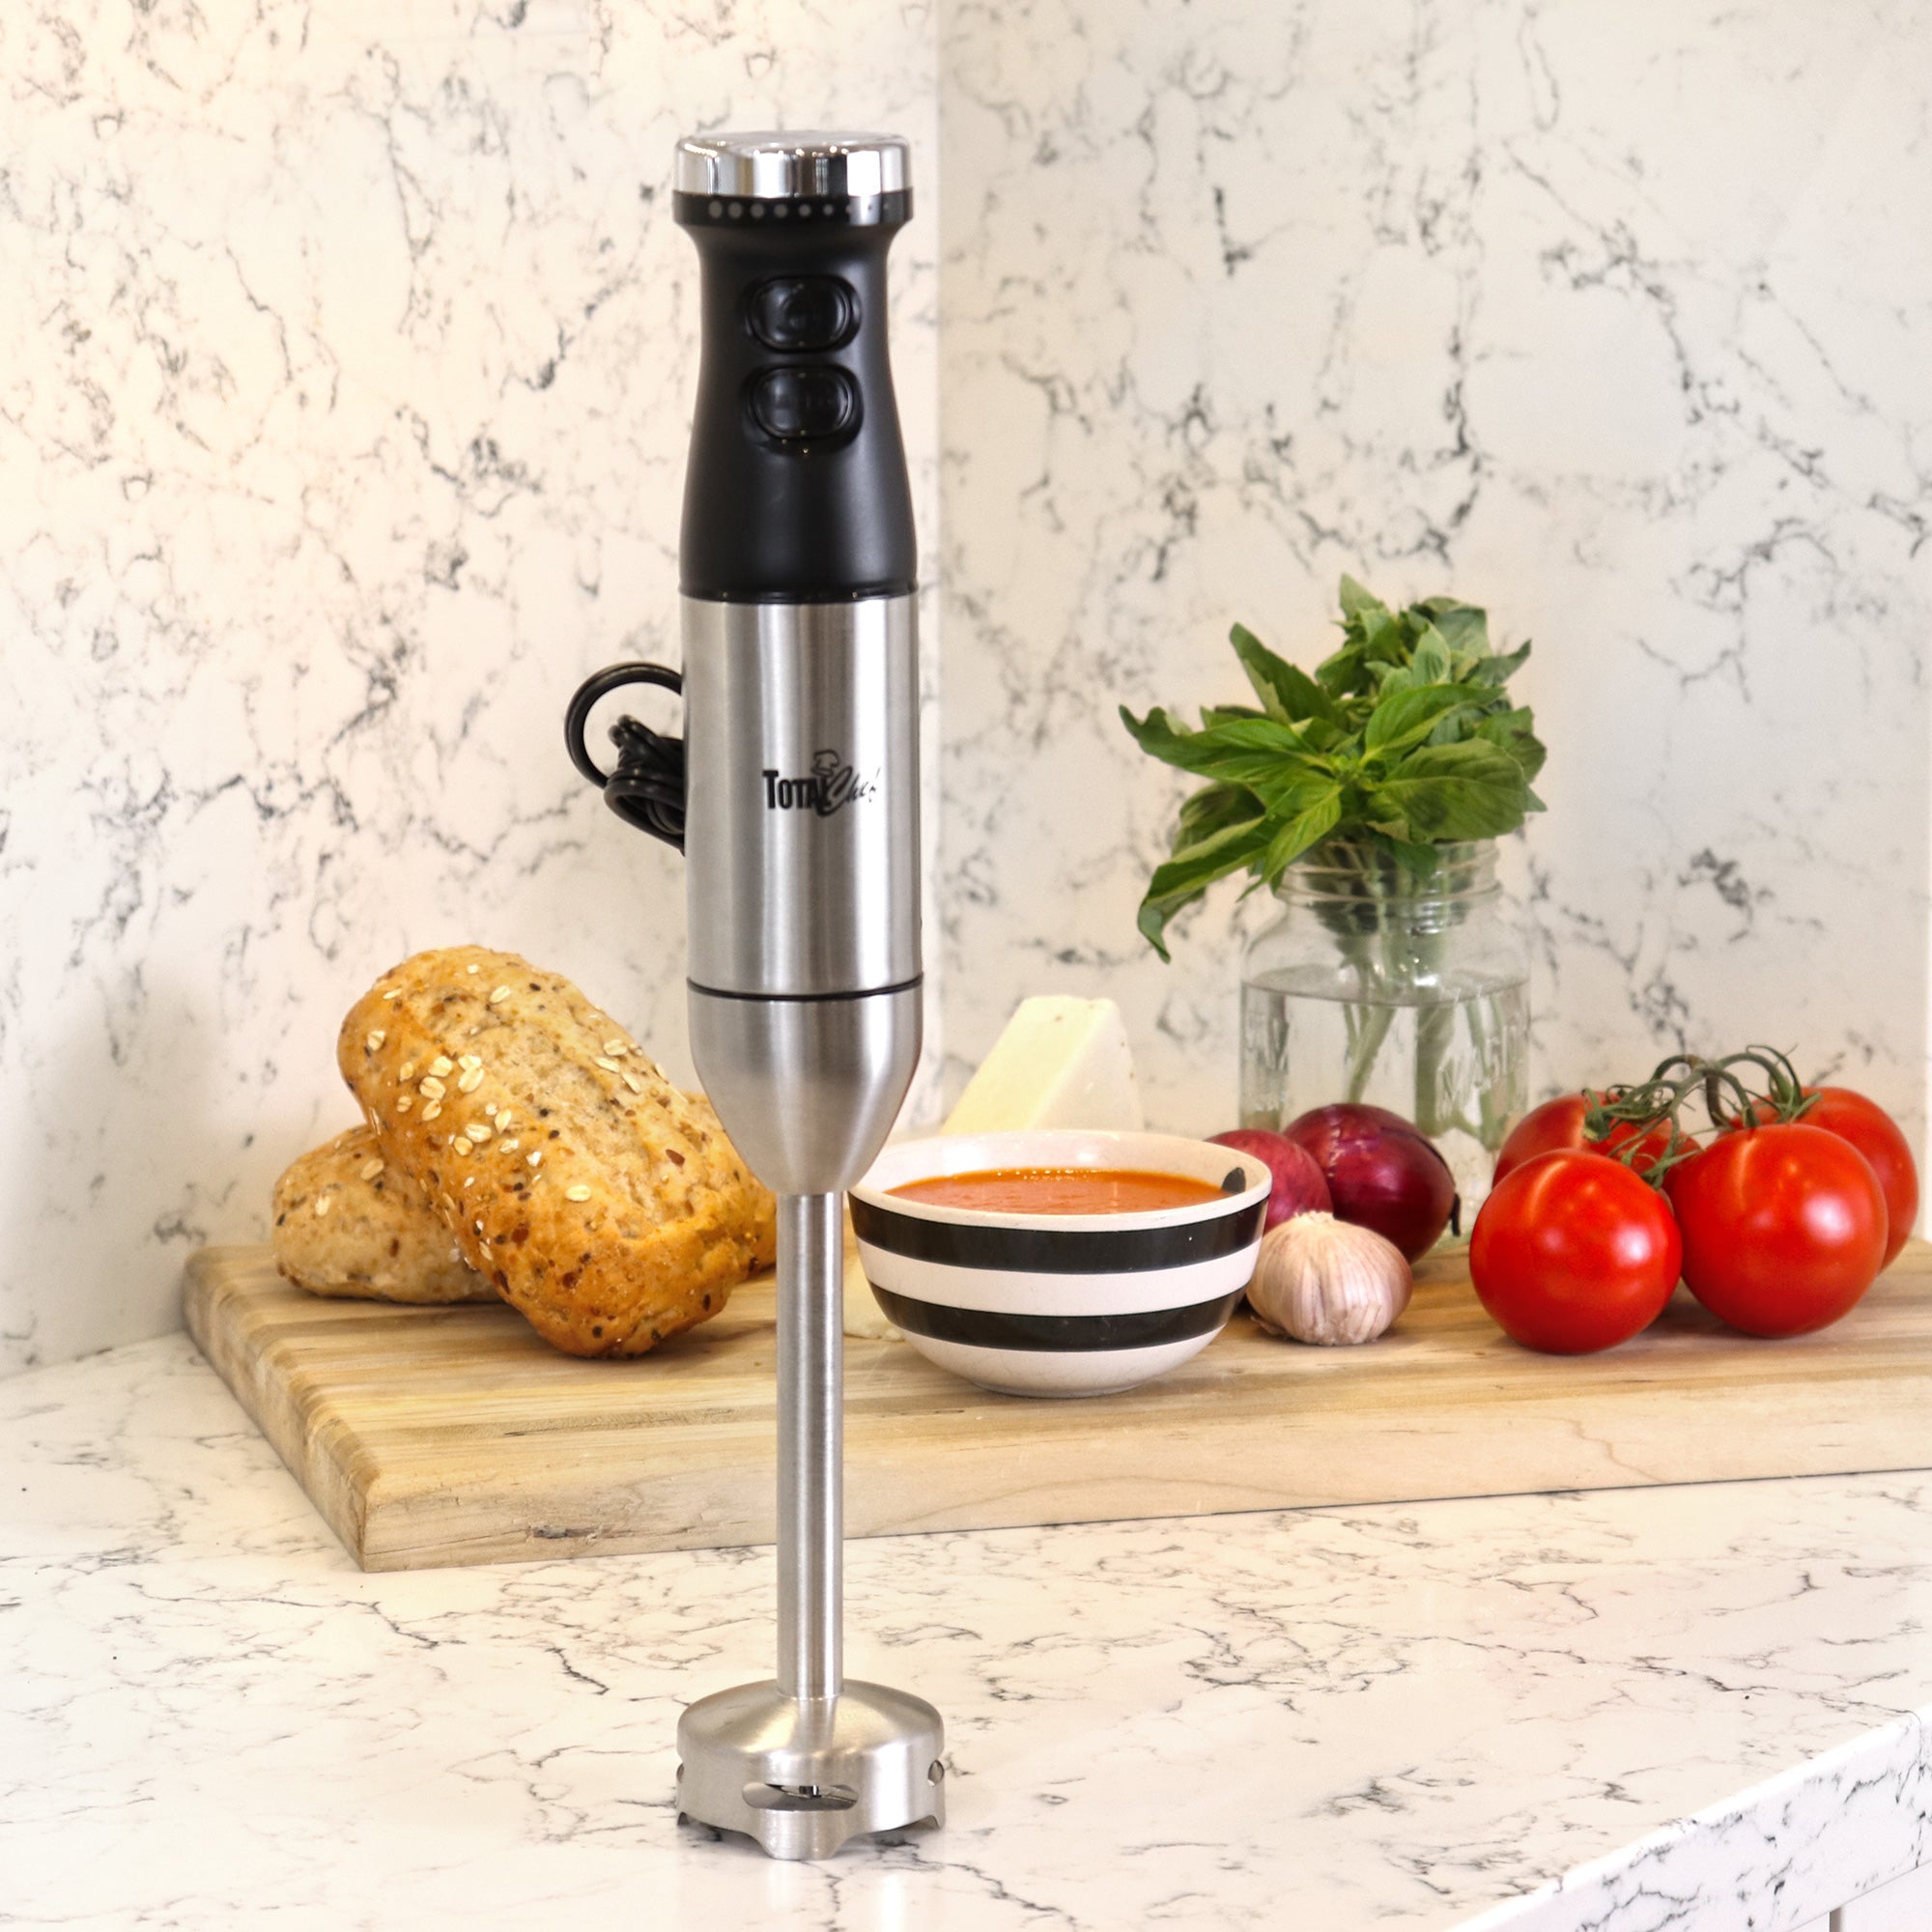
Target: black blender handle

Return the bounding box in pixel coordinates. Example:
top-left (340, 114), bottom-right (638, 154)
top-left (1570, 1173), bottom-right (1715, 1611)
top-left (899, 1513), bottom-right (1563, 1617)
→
top-left (673, 191), bottom-right (915, 602)
top-left (564, 662), bottom-right (687, 853)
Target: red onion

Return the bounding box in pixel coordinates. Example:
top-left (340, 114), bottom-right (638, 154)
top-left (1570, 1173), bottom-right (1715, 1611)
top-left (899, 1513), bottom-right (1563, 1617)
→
top-left (1281, 1104), bottom-right (1458, 1262)
top-left (1208, 1129), bottom-right (1333, 1231)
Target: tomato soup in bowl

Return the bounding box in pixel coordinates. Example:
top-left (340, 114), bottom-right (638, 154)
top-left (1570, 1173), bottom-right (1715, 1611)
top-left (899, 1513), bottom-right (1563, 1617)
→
top-left (889, 1167), bottom-right (1230, 1215)
top-left (848, 1129), bottom-right (1271, 1398)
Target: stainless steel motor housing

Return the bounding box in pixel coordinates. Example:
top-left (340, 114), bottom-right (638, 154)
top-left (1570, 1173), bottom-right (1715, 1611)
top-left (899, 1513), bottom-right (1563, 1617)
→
top-left (682, 593), bottom-right (920, 1001)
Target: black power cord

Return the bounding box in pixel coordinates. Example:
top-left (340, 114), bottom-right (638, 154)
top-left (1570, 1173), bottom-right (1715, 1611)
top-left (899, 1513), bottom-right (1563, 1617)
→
top-left (563, 662), bottom-right (687, 853)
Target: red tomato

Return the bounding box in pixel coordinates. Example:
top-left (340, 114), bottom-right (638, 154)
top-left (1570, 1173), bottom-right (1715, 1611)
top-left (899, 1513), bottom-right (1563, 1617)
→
top-left (1667, 1122), bottom-right (1887, 1337)
top-left (1744, 1088), bottom-right (1918, 1267)
top-left (1470, 1150), bottom-right (1683, 1354)
top-left (1493, 1094), bottom-right (1675, 1184)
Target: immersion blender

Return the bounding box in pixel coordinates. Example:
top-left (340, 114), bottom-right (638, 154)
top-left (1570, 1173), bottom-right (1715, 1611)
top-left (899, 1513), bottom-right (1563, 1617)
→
top-left (564, 132), bottom-right (942, 1860)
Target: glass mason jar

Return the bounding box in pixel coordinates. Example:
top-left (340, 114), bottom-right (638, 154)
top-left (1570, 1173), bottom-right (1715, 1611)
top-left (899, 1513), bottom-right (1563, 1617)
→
top-left (1238, 838), bottom-right (1529, 1221)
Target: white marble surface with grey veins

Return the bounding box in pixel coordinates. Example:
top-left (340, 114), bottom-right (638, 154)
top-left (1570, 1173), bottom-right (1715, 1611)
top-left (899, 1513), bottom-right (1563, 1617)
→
top-left (0, 0), bottom-right (941, 1376)
top-left (9, 1333), bottom-right (1932, 1929)
top-left (938, 0), bottom-right (1932, 1142)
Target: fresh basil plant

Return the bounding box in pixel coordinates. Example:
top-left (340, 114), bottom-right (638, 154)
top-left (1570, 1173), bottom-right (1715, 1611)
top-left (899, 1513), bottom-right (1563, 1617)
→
top-left (1122, 576), bottom-right (1546, 959)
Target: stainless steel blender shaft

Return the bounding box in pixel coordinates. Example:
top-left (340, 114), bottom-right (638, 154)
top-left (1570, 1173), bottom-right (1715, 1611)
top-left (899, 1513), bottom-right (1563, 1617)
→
top-left (778, 1192), bottom-right (841, 1703)
top-left (674, 1172), bottom-right (943, 1861)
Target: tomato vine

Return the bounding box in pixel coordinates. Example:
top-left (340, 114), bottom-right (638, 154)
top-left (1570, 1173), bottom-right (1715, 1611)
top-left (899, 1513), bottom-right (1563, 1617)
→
top-left (1578, 1046), bottom-right (1821, 1185)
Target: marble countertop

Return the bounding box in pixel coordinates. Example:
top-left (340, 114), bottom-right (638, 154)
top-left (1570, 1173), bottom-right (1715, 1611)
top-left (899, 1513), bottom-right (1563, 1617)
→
top-left (8, 1337), bottom-right (1932, 1930)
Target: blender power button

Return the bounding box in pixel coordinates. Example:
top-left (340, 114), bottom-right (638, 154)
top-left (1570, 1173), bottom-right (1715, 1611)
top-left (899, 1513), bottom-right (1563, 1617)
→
top-left (747, 276), bottom-right (859, 351)
top-left (748, 366), bottom-right (860, 443)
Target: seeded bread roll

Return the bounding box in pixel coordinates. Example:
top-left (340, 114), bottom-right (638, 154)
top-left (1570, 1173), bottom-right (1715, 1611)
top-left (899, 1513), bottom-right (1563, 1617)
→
top-left (337, 947), bottom-right (776, 1357)
top-left (271, 1125), bottom-right (496, 1304)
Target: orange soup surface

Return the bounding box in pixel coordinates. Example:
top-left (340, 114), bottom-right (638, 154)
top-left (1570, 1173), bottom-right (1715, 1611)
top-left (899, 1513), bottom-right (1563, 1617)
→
top-left (890, 1166), bottom-right (1227, 1215)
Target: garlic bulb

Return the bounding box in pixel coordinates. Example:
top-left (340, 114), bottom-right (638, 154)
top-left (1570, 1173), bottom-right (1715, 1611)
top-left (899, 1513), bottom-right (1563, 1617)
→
top-left (1246, 1211), bottom-right (1411, 1346)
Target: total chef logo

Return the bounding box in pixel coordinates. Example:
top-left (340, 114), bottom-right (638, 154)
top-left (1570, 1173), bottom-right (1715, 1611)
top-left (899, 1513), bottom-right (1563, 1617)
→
top-left (761, 749), bottom-right (877, 817)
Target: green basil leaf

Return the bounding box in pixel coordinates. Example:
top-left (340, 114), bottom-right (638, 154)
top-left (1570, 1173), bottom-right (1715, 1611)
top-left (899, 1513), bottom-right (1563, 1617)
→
top-left (1200, 704), bottom-right (1266, 728)
top-left (1319, 602), bottom-right (1400, 689)
top-left (1120, 704), bottom-right (1194, 763)
top-left (1417, 598), bottom-right (1490, 658)
top-left (1259, 786), bottom-right (1345, 884)
top-left (1350, 825), bottom-right (1442, 875)
top-left (1382, 833), bottom-right (1443, 875)
top-left (1377, 740), bottom-right (1528, 839)
top-left (1176, 781), bottom-right (1266, 842)
top-left (1135, 814), bottom-right (1272, 960)
top-left (1337, 575), bottom-right (1387, 624)
top-left (1355, 607), bottom-right (1404, 660)
top-left (1250, 762), bottom-right (1347, 815)
top-left (1191, 717), bottom-right (1313, 753)
top-left (1120, 706), bottom-right (1321, 788)
top-left (1231, 624), bottom-right (1348, 727)
top-left (1298, 716), bottom-right (1354, 754)
top-left (1120, 706), bottom-right (1283, 761)
top-left (1364, 683), bottom-right (1474, 754)
top-left (1464, 639), bottom-right (1531, 687)
top-left (1408, 625), bottom-right (1453, 686)
top-left (1316, 647), bottom-right (1367, 696)
top-left (1473, 706), bottom-right (1548, 783)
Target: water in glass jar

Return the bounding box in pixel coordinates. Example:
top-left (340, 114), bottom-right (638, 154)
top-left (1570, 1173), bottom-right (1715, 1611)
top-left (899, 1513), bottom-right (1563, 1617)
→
top-left (1239, 972), bottom-right (1529, 1223)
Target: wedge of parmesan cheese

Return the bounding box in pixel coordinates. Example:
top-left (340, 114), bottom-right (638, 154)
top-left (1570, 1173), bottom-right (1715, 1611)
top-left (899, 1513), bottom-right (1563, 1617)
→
top-left (942, 995), bottom-right (1145, 1136)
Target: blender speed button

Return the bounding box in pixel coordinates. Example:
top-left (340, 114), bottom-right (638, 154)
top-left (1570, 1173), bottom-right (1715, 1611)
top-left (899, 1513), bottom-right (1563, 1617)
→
top-left (748, 366), bottom-right (860, 442)
top-left (747, 276), bottom-right (858, 351)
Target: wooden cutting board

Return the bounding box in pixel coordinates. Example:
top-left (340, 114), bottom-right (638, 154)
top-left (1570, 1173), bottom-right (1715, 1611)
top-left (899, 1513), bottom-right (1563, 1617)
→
top-left (185, 1239), bottom-right (1932, 1573)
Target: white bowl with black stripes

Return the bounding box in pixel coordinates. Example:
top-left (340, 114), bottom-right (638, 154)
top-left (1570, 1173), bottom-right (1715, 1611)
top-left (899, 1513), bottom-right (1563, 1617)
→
top-left (848, 1129), bottom-right (1270, 1398)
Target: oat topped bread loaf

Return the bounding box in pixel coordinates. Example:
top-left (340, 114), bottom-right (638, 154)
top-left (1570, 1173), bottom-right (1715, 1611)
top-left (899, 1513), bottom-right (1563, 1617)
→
top-left (271, 1124), bottom-right (496, 1305)
top-left (338, 946), bottom-right (777, 1357)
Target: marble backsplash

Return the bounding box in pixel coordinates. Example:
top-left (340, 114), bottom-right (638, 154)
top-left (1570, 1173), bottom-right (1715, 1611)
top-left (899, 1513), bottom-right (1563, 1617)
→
top-left (939, 0), bottom-right (1932, 1144)
top-left (7, 0), bottom-right (1929, 1376)
top-left (0, 0), bottom-right (940, 1374)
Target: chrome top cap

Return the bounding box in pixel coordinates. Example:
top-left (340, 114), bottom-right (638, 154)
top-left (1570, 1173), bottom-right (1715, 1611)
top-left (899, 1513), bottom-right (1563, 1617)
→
top-left (674, 131), bottom-right (910, 201)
